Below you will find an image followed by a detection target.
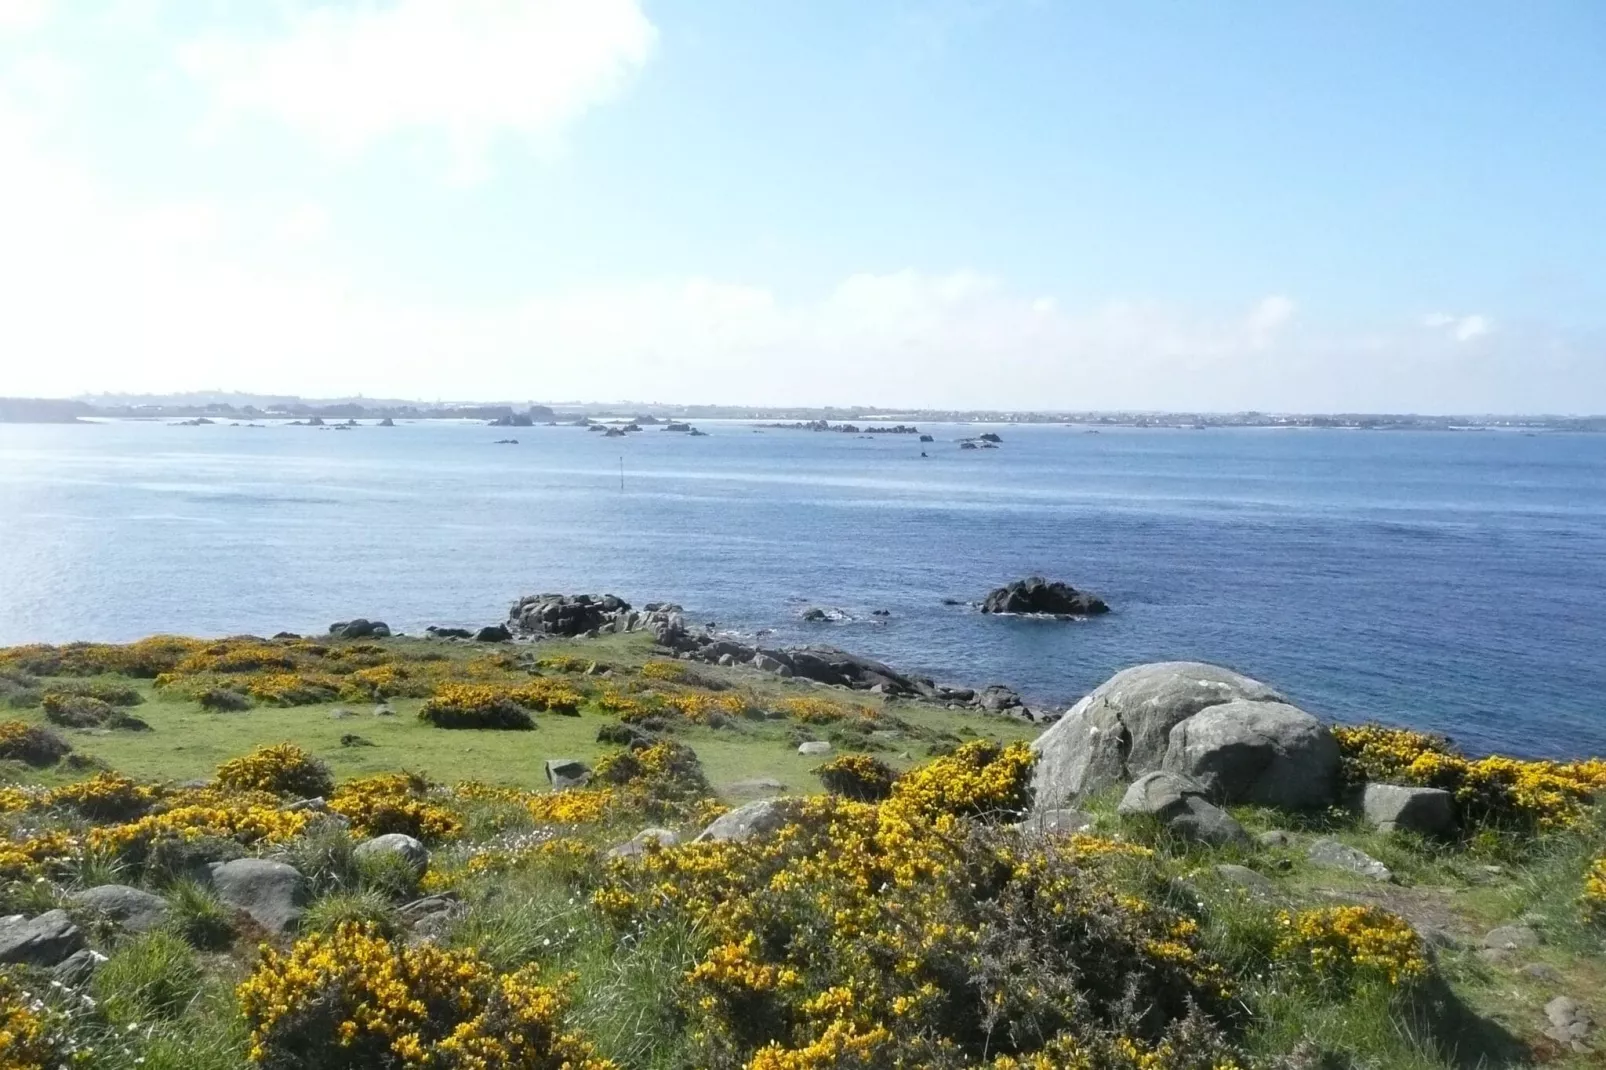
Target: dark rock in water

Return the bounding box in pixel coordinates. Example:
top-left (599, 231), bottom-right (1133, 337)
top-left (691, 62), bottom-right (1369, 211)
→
top-left (426, 626), bottom-right (474, 640)
top-left (800, 606), bottom-right (851, 623)
top-left (307, 416), bottom-right (325, 427)
top-left (979, 432), bottom-right (1003, 443)
top-left (664, 422), bottom-right (692, 432)
top-left (941, 597), bottom-right (966, 606)
top-left (960, 441), bottom-right (978, 450)
top-left (493, 438), bottom-right (519, 445)
top-left (605, 427), bottom-right (626, 437)
top-left (871, 609), bottom-right (891, 617)
top-left (919, 434), bottom-right (934, 442)
top-left (379, 417), bottom-right (395, 427)
top-left (330, 619), bottom-right (391, 639)
top-left (474, 624), bottom-right (512, 643)
top-left (689, 428), bottom-right (708, 436)
top-left (981, 576), bottom-right (1109, 616)
top-left (508, 592), bottom-right (683, 642)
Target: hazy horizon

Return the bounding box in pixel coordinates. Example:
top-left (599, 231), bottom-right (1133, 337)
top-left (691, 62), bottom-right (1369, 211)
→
top-left (1, 2), bottom-right (1602, 411)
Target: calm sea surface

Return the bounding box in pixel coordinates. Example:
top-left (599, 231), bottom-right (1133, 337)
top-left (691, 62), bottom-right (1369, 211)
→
top-left (2, 419), bottom-right (1603, 758)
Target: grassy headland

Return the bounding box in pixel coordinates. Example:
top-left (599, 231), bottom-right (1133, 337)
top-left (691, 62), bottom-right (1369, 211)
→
top-left (1, 630), bottom-right (1602, 1069)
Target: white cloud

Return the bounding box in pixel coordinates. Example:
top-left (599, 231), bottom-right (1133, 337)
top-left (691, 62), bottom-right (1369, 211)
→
top-left (1422, 311), bottom-right (1492, 343)
top-left (0, 0), bottom-right (51, 33)
top-left (180, 0), bottom-right (657, 182)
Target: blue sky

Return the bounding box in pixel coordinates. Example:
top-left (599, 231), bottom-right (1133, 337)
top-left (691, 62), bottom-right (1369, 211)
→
top-left (0, 0), bottom-right (1601, 411)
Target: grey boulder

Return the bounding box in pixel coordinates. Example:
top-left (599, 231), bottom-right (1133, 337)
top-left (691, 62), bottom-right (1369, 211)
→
top-left (544, 758), bottom-right (593, 790)
top-left (0, 910), bottom-right (85, 967)
top-left (1161, 700), bottom-right (1340, 809)
top-left (1117, 771), bottom-right (1250, 847)
top-left (797, 741), bottom-right (832, 756)
top-left (354, 834), bottom-right (430, 875)
top-left (1306, 838), bottom-right (1393, 882)
top-left (71, 884), bottom-right (171, 934)
top-left (608, 827), bottom-right (680, 859)
top-left (1032, 662), bottom-right (1285, 809)
top-left (52, 948), bottom-right (107, 987)
top-left (1360, 782), bottom-right (1456, 836)
top-left (696, 800), bottom-right (791, 844)
top-left (209, 858), bottom-right (309, 934)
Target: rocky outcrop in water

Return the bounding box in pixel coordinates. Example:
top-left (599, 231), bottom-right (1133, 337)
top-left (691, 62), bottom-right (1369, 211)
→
top-left (507, 593), bottom-right (686, 640)
top-left (981, 577), bottom-right (1109, 616)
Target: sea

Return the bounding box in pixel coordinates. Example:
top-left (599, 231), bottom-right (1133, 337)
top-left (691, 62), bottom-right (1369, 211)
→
top-left (2, 418), bottom-right (1603, 759)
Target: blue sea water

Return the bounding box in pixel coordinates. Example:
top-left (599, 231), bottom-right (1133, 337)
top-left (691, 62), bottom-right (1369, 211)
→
top-left (1, 419), bottom-right (1603, 758)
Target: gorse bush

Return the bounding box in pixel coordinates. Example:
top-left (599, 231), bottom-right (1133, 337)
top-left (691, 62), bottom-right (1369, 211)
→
top-left (41, 691), bottom-right (121, 728)
top-left (814, 753), bottom-right (897, 801)
top-left (330, 772), bottom-right (463, 841)
top-left (0, 971), bottom-right (70, 1070)
top-left (1275, 906), bottom-right (1428, 990)
top-left (419, 684), bottom-right (536, 729)
top-left (47, 771), bottom-right (157, 822)
top-left (1334, 723), bottom-right (1606, 829)
top-left (1584, 855), bottom-right (1606, 920)
top-left (0, 719), bottom-right (70, 766)
top-left (216, 743), bottom-right (335, 798)
top-left (236, 922), bottom-right (614, 1069)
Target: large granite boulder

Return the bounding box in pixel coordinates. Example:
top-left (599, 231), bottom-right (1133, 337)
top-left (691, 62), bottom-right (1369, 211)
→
top-left (0, 910), bottom-right (84, 967)
top-left (354, 834), bottom-right (430, 876)
top-left (1117, 772), bottom-right (1249, 847)
top-left (1032, 662), bottom-right (1286, 808)
top-left (330, 619), bottom-right (391, 639)
top-left (1360, 782), bottom-right (1456, 836)
top-left (71, 885), bottom-right (170, 934)
top-left (209, 858), bottom-right (308, 934)
top-left (982, 576), bottom-right (1109, 616)
top-left (1161, 700), bottom-right (1340, 809)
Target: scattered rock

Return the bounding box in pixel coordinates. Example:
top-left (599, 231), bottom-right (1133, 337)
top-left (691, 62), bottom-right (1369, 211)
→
top-left (1544, 996), bottom-right (1594, 1050)
top-left (1482, 924), bottom-right (1540, 951)
top-left (355, 834), bottom-right (429, 875)
top-left (1257, 830), bottom-right (1293, 848)
top-left (340, 733), bottom-right (374, 747)
top-left (1032, 662), bottom-right (1289, 809)
top-left (0, 910), bottom-right (85, 967)
top-left (51, 948), bottom-right (106, 987)
top-left (373, 705), bottom-right (395, 717)
top-left (752, 653), bottom-right (789, 674)
top-left (474, 624), bottom-right (512, 643)
top-left (726, 777), bottom-right (786, 799)
top-left (209, 858), bottom-right (309, 934)
top-left (1522, 962), bottom-right (1563, 982)
top-left (1360, 782), bottom-right (1457, 836)
top-left (329, 619), bottom-right (391, 640)
top-left (800, 607), bottom-right (852, 623)
top-left (977, 685), bottom-right (1024, 712)
top-left (1161, 700), bottom-right (1340, 809)
top-left (70, 884), bottom-right (170, 934)
top-left (426, 626), bottom-right (474, 640)
top-left (608, 828), bottom-right (680, 859)
top-left (329, 707), bottom-right (355, 720)
top-left (397, 894), bottom-right (458, 925)
top-left (1014, 808), bottom-right (1097, 835)
top-left (1212, 864), bottom-right (1280, 898)
top-left (696, 799), bottom-right (791, 844)
top-left (545, 759), bottom-right (593, 790)
top-left (1306, 838), bottom-right (1392, 882)
top-left (1117, 771), bottom-right (1250, 847)
top-left (507, 593), bottom-right (673, 639)
top-left (798, 741), bottom-right (832, 756)
top-left (981, 576), bottom-right (1109, 616)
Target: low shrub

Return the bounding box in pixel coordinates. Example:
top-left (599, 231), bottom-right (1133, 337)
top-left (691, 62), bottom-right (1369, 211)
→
top-left (215, 743), bottom-right (335, 798)
top-left (195, 686), bottom-right (253, 711)
top-left (48, 771), bottom-right (157, 822)
top-left (0, 719), bottom-right (71, 766)
top-left (419, 685), bottom-right (535, 729)
top-left (815, 753), bottom-right (898, 801)
top-left (1275, 906), bottom-right (1428, 990)
top-left (0, 675), bottom-right (42, 709)
top-left (639, 659), bottom-right (686, 681)
top-left (1584, 855), bottom-right (1606, 921)
top-left (245, 673), bottom-right (341, 707)
top-left (300, 890), bottom-right (399, 939)
top-left (41, 692), bottom-right (119, 728)
top-left (45, 680), bottom-right (144, 706)
top-left (236, 922), bottom-right (615, 1069)
top-left (164, 880), bottom-right (235, 950)
top-left (0, 971), bottom-right (71, 1068)
top-left (330, 772), bottom-right (464, 841)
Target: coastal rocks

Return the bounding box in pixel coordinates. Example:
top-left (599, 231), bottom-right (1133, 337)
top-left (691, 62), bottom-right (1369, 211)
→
top-left (1161, 700), bottom-right (1340, 809)
top-left (329, 619), bottom-right (391, 639)
top-left (209, 858), bottom-right (308, 934)
top-left (71, 885), bottom-right (171, 934)
top-left (545, 759), bottom-right (593, 789)
top-left (355, 834), bottom-right (430, 876)
top-left (1306, 838), bottom-right (1392, 882)
top-left (696, 799), bottom-right (791, 844)
top-left (0, 910), bottom-right (85, 967)
top-left (800, 606), bottom-right (852, 623)
top-left (1030, 662), bottom-right (1314, 811)
top-left (981, 576), bottom-right (1110, 617)
top-left (1360, 782), bottom-right (1456, 836)
top-left (977, 685), bottom-right (1024, 712)
top-left (507, 593), bottom-right (687, 642)
top-left (608, 828), bottom-right (680, 859)
top-left (426, 626), bottom-right (474, 639)
top-left (1117, 772), bottom-right (1250, 847)
top-left (474, 624), bottom-right (511, 643)
top-left (1543, 997), bottom-right (1595, 1051)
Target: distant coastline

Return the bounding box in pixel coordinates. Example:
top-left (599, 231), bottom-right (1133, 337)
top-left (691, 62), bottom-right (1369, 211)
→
top-left (2, 393), bottom-right (1603, 431)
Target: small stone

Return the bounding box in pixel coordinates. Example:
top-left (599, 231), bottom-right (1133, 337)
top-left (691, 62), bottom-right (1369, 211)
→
top-left (1521, 962), bottom-right (1563, 982)
top-left (1212, 864), bottom-right (1279, 898)
top-left (51, 948), bottom-right (107, 987)
top-left (70, 885), bottom-right (170, 934)
top-left (1482, 924), bottom-right (1540, 951)
top-left (354, 834), bottom-right (430, 875)
top-left (1256, 830), bottom-right (1293, 848)
top-left (798, 741), bottom-right (832, 756)
top-left (608, 827), bottom-right (680, 859)
top-left (697, 799), bottom-right (790, 844)
top-left (1543, 996), bottom-right (1594, 1050)
top-left (1306, 838), bottom-right (1392, 882)
top-left (0, 911), bottom-right (85, 967)
top-left (544, 759), bottom-right (593, 789)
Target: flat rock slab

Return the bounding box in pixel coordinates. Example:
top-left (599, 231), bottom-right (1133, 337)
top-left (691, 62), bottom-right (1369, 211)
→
top-left (797, 741), bottom-right (832, 756)
top-left (354, 834), bottom-right (430, 875)
top-left (1482, 924), bottom-right (1540, 950)
top-left (71, 884), bottom-right (170, 933)
top-left (696, 800), bottom-right (791, 844)
top-left (545, 758), bottom-right (593, 789)
top-left (210, 858), bottom-right (309, 934)
top-left (609, 827), bottom-right (681, 859)
top-left (1544, 996), bottom-right (1594, 1050)
top-left (1360, 782), bottom-right (1456, 836)
top-left (0, 910), bottom-right (85, 967)
top-left (1307, 838), bottom-right (1393, 882)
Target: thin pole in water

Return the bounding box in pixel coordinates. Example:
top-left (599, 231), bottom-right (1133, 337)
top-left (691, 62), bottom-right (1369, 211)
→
top-left (619, 455), bottom-right (624, 492)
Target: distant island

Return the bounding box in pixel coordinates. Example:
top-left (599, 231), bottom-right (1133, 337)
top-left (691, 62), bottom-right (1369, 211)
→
top-left (2, 392), bottom-right (1603, 431)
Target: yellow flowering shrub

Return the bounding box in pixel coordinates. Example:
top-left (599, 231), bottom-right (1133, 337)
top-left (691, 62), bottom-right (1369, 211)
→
top-left (1275, 906), bottom-right (1428, 988)
top-left (1334, 723), bottom-right (1606, 829)
top-left (0, 972), bottom-right (68, 1070)
top-left (662, 690), bottom-right (748, 723)
top-left (814, 753), bottom-right (897, 801)
top-left (0, 830), bottom-right (79, 882)
top-left (88, 795), bottom-right (316, 861)
top-left (0, 719), bottom-right (70, 766)
top-left (330, 773), bottom-right (464, 841)
top-left (887, 739), bottom-right (1035, 822)
top-left (216, 743), bottom-right (335, 798)
top-left (0, 636), bottom-right (205, 678)
top-left (639, 659), bottom-right (687, 681)
top-left (1584, 856), bottom-right (1606, 920)
top-left (778, 696), bottom-right (864, 724)
top-left (237, 922), bottom-right (614, 1069)
top-left (46, 771), bottom-right (158, 822)
top-left (340, 664), bottom-right (430, 700)
top-left (243, 672), bottom-right (343, 706)
top-left (535, 654), bottom-right (590, 672)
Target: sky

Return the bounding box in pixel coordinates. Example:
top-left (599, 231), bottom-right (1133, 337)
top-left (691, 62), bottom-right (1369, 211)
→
top-left (0, 1), bottom-right (1602, 412)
